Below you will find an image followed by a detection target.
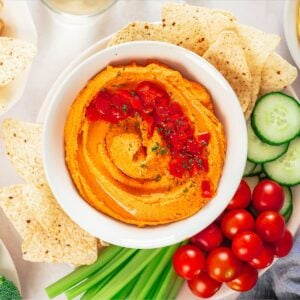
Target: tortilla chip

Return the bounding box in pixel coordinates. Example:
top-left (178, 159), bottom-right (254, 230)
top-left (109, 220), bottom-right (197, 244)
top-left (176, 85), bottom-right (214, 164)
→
top-left (0, 185), bottom-right (40, 239)
top-left (203, 31), bottom-right (253, 112)
top-left (236, 25), bottom-right (280, 118)
top-left (22, 230), bottom-right (97, 265)
top-left (161, 3), bottom-right (236, 55)
top-left (260, 52), bottom-right (298, 95)
top-left (0, 183), bottom-right (98, 265)
top-left (0, 37), bottom-right (37, 87)
top-left (1, 119), bottom-right (46, 186)
top-left (108, 22), bottom-right (165, 46)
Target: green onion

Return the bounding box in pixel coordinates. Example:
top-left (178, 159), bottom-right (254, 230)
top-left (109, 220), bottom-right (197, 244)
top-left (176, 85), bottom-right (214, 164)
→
top-left (66, 248), bottom-right (137, 299)
top-left (92, 248), bottom-right (162, 299)
top-left (45, 245), bottom-right (122, 299)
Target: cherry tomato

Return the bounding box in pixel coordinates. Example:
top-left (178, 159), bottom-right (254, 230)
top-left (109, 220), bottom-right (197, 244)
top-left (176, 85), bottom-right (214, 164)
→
top-left (252, 179), bottom-right (284, 212)
top-left (271, 229), bottom-right (293, 258)
top-left (191, 223), bottom-right (223, 252)
top-left (206, 247), bottom-right (242, 282)
top-left (232, 231), bottom-right (263, 261)
top-left (188, 271), bottom-right (222, 298)
top-left (255, 211), bottom-right (285, 242)
top-left (221, 209), bottom-right (255, 239)
top-left (226, 264), bottom-right (258, 292)
top-left (249, 244), bottom-right (274, 269)
top-left (227, 180), bottom-right (251, 209)
top-left (173, 245), bottom-right (206, 280)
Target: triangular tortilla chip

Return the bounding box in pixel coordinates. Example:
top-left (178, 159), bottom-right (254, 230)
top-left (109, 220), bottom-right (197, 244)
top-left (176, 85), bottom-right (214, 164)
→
top-left (0, 37), bottom-right (37, 86)
top-left (108, 22), bottom-right (165, 46)
top-left (236, 25), bottom-right (280, 118)
top-left (161, 3), bottom-right (236, 55)
top-left (0, 185), bottom-right (40, 239)
top-left (0, 184), bottom-right (98, 265)
top-left (203, 31), bottom-right (253, 112)
top-left (1, 119), bottom-right (46, 186)
top-left (22, 184), bottom-right (98, 265)
top-left (260, 52), bottom-right (298, 95)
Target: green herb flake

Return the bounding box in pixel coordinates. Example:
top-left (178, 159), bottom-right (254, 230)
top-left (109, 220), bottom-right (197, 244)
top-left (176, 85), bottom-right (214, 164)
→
top-left (130, 91), bottom-right (137, 96)
top-left (121, 104), bottom-right (128, 113)
top-left (151, 143), bottom-right (159, 152)
top-left (183, 187), bottom-right (188, 193)
top-left (160, 147), bottom-right (167, 155)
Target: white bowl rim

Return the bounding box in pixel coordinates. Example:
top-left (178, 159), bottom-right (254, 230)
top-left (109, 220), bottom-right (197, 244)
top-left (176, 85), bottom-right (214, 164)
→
top-left (42, 41), bottom-right (247, 249)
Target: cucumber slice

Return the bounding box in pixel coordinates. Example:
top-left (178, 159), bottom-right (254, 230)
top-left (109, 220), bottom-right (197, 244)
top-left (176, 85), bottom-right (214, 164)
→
top-left (243, 161), bottom-right (256, 176)
top-left (279, 186), bottom-right (293, 217)
top-left (248, 164), bottom-right (262, 176)
top-left (263, 137), bottom-right (300, 186)
top-left (252, 92), bottom-right (300, 145)
top-left (283, 205), bottom-right (293, 223)
top-left (247, 121), bottom-right (288, 163)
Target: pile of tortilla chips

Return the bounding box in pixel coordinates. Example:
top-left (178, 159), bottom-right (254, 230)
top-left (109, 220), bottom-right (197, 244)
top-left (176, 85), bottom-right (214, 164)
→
top-left (109, 3), bottom-right (298, 118)
top-left (0, 119), bottom-right (99, 265)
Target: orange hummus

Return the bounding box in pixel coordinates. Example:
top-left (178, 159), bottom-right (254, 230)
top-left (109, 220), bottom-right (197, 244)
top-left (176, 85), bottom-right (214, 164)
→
top-left (64, 63), bottom-right (226, 227)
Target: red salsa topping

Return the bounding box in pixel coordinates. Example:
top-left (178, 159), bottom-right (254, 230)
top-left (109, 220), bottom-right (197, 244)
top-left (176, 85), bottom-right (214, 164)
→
top-left (86, 81), bottom-right (210, 179)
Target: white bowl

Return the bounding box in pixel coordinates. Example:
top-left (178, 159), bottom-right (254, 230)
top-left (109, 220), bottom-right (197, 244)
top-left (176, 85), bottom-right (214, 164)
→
top-left (284, 0), bottom-right (300, 69)
top-left (42, 41), bottom-right (247, 249)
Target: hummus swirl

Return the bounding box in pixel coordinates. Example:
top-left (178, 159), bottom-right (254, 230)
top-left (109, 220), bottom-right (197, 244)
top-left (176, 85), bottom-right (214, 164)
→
top-left (65, 63), bottom-right (226, 226)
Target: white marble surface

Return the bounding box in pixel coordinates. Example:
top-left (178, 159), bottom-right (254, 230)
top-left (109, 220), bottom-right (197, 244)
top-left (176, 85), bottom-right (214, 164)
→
top-left (0, 0), bottom-right (299, 299)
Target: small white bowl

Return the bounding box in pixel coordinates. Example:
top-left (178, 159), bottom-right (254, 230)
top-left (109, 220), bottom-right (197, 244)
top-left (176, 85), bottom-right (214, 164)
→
top-left (284, 0), bottom-right (300, 69)
top-left (42, 41), bottom-right (247, 249)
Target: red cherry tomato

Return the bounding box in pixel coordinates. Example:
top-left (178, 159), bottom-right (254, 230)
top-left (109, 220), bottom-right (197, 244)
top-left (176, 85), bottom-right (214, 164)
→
top-left (271, 229), bottom-right (293, 258)
top-left (232, 231), bottom-right (263, 262)
top-left (173, 245), bottom-right (206, 280)
top-left (221, 209), bottom-right (255, 239)
top-left (226, 264), bottom-right (258, 292)
top-left (188, 272), bottom-right (222, 298)
top-left (227, 180), bottom-right (251, 209)
top-left (255, 211), bottom-right (285, 242)
top-left (206, 247), bottom-right (242, 282)
top-left (249, 244), bottom-right (274, 269)
top-left (252, 179), bottom-right (284, 212)
top-left (191, 223), bottom-right (223, 252)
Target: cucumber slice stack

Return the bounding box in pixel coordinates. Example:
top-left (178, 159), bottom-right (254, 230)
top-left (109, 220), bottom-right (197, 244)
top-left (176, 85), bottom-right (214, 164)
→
top-left (247, 92), bottom-right (300, 186)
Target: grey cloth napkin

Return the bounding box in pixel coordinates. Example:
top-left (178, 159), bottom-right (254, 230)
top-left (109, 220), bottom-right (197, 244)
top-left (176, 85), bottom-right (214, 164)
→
top-left (238, 227), bottom-right (300, 300)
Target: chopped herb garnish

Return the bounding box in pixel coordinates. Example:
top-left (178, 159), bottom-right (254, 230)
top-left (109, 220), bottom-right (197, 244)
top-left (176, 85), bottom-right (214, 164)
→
top-left (181, 162), bottom-right (189, 170)
top-left (151, 143), bottom-right (159, 152)
top-left (164, 129), bottom-right (171, 136)
top-left (160, 147), bottom-right (167, 155)
top-left (116, 71), bottom-right (121, 77)
top-left (183, 187), bottom-right (188, 193)
top-left (121, 104), bottom-right (128, 113)
top-left (195, 157), bottom-right (203, 165)
top-left (188, 158), bottom-right (194, 165)
top-left (201, 141), bottom-right (207, 146)
top-left (140, 163), bottom-right (146, 168)
top-left (130, 91), bottom-right (137, 96)
top-left (154, 174), bottom-right (162, 182)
